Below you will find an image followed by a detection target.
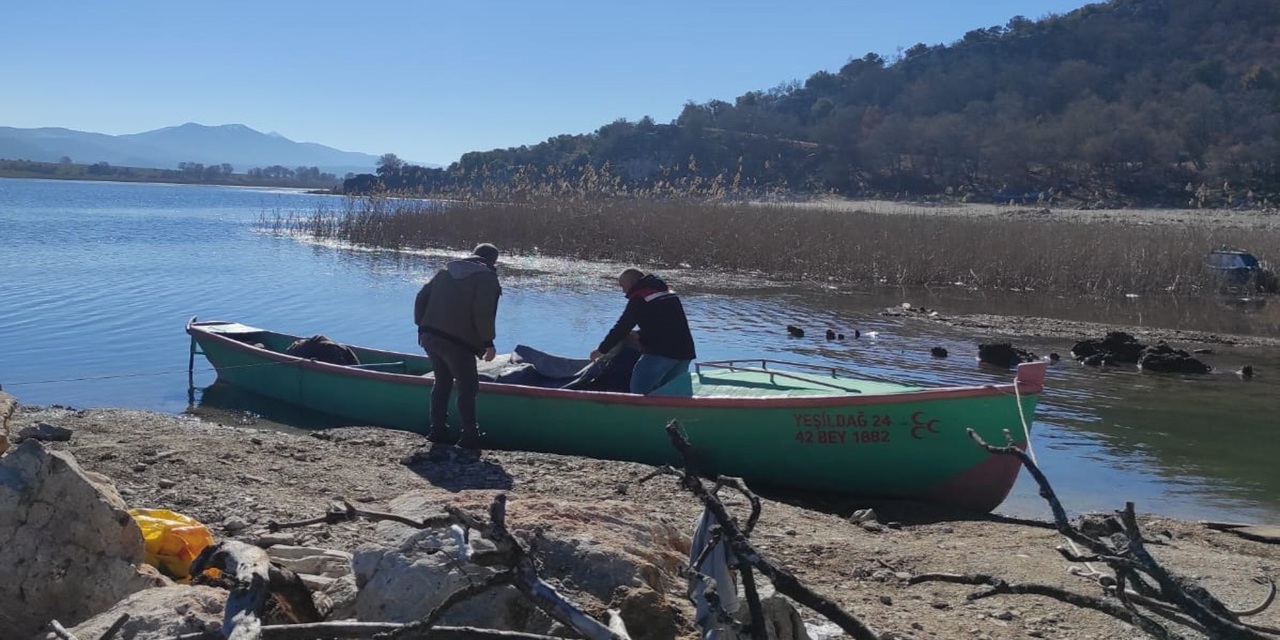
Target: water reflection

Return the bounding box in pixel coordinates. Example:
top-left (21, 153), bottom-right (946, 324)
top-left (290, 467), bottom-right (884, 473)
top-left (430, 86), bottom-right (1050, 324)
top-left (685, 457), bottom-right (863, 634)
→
top-left (191, 380), bottom-right (356, 433)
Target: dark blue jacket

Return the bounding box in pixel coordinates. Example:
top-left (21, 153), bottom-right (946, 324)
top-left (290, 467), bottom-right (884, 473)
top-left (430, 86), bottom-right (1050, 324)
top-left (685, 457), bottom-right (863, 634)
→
top-left (598, 274), bottom-right (696, 360)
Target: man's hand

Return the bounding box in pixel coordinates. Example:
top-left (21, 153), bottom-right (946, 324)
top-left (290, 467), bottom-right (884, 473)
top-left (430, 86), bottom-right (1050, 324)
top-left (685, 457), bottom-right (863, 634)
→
top-left (589, 349), bottom-right (603, 361)
top-left (482, 347), bottom-right (497, 362)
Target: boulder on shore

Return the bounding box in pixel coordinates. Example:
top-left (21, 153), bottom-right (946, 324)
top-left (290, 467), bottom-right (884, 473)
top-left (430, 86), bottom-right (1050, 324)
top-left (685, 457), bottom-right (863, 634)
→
top-left (0, 390), bottom-right (15, 455)
top-left (61, 585), bottom-right (225, 640)
top-left (0, 440), bottom-right (161, 638)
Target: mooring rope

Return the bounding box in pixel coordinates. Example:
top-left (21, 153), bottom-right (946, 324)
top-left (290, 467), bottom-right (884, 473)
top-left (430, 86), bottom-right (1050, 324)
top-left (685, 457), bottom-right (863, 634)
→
top-left (1007, 372), bottom-right (1105, 582)
top-left (1012, 378), bottom-right (1038, 464)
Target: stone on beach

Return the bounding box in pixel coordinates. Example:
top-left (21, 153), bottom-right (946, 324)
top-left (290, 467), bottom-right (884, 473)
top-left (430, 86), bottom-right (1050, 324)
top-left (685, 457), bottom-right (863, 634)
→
top-left (0, 440), bottom-right (161, 638)
top-left (62, 585), bottom-right (227, 640)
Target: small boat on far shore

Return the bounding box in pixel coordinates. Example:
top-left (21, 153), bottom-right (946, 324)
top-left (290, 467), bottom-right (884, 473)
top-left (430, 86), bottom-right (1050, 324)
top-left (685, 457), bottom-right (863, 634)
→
top-left (1205, 247), bottom-right (1265, 288)
top-left (187, 318), bottom-right (1048, 513)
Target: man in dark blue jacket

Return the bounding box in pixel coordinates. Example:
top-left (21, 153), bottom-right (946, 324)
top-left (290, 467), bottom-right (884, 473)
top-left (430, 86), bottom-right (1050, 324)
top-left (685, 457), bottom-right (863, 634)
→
top-left (590, 268), bottom-right (696, 394)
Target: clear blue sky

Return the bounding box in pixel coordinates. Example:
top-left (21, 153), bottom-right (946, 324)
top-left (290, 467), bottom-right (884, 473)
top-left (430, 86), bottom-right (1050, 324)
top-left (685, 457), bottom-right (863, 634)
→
top-left (3, 1), bottom-right (1090, 166)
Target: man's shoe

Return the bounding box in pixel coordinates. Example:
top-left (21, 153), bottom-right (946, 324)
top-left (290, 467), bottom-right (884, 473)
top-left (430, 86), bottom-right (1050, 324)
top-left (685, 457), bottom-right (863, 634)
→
top-left (457, 429), bottom-right (483, 451)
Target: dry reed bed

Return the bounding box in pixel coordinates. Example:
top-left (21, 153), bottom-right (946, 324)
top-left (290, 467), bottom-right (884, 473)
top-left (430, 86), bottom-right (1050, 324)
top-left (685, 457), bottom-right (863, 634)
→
top-left (264, 196), bottom-right (1280, 296)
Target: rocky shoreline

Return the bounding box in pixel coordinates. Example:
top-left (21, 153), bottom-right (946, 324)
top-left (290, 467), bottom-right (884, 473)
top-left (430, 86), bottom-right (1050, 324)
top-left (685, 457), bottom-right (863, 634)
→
top-left (4, 394), bottom-right (1279, 639)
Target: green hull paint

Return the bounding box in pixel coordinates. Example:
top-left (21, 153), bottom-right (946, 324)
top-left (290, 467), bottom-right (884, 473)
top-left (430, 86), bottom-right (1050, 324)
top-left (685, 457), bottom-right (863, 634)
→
top-left (188, 320), bottom-right (1046, 512)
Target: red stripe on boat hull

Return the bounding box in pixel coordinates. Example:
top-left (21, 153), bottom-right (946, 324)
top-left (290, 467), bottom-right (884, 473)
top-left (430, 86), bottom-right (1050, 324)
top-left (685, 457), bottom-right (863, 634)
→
top-left (924, 444), bottom-right (1025, 513)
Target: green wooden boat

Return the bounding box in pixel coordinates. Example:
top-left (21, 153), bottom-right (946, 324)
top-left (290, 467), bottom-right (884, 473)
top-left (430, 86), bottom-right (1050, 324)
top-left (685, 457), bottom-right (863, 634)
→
top-left (187, 318), bottom-right (1048, 512)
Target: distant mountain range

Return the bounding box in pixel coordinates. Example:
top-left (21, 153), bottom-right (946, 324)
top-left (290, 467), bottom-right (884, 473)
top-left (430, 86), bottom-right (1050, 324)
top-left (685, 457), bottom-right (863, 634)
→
top-left (0, 123), bottom-right (406, 176)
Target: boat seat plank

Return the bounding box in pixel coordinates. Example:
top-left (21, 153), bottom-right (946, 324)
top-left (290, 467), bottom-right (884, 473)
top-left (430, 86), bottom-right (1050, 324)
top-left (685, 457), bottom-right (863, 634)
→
top-left (692, 369), bottom-right (923, 398)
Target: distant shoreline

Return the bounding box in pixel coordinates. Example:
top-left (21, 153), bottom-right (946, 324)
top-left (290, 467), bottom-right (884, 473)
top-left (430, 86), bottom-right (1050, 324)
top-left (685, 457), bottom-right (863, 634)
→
top-left (0, 171), bottom-right (331, 191)
top-left (0, 156), bottom-right (345, 192)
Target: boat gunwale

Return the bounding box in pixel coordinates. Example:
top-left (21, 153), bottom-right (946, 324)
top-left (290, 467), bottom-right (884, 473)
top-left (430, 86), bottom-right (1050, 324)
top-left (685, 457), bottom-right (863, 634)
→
top-left (188, 321), bottom-right (1045, 409)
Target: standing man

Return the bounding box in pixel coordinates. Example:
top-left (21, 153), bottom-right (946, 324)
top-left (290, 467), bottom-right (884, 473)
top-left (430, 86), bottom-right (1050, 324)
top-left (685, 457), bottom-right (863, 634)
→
top-left (414, 243), bottom-right (501, 449)
top-left (591, 267), bottom-right (696, 394)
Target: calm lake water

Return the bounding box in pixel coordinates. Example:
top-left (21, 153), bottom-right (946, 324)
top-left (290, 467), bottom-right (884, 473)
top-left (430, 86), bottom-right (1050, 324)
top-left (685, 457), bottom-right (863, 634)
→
top-left (3, 177), bottom-right (1278, 524)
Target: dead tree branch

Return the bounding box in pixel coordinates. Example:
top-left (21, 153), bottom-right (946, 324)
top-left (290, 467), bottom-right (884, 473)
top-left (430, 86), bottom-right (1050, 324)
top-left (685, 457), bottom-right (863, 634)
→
top-left (278, 494), bottom-right (629, 640)
top-left (949, 428), bottom-right (1279, 639)
top-left (190, 540), bottom-right (274, 640)
top-left (663, 419), bottom-right (881, 640)
top-left (480, 493), bottom-right (631, 640)
top-left (173, 623), bottom-right (568, 639)
top-left (97, 614), bottom-right (130, 640)
top-left (46, 620), bottom-right (79, 640)
top-left (268, 500), bottom-right (452, 532)
top-left (909, 572), bottom-right (1189, 639)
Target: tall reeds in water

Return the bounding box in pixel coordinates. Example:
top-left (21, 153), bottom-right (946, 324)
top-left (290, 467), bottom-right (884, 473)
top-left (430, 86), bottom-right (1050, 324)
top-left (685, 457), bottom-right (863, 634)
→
top-left (263, 180), bottom-right (1280, 296)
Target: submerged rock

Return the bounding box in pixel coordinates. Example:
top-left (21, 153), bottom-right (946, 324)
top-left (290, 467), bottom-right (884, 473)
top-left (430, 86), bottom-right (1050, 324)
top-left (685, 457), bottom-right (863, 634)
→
top-left (1138, 342), bottom-right (1212, 374)
top-left (977, 343), bottom-right (1037, 368)
top-left (1071, 331), bottom-right (1145, 365)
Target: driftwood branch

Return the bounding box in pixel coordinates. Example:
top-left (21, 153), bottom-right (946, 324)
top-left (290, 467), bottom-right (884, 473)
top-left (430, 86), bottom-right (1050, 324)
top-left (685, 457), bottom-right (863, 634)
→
top-left (711, 476), bottom-right (763, 536)
top-left (955, 428), bottom-right (1279, 639)
top-left (911, 572), bottom-right (1189, 639)
top-left (380, 572), bottom-right (516, 639)
top-left (280, 494), bottom-right (629, 640)
top-left (46, 620), bottom-right (80, 640)
top-left (264, 562), bottom-right (324, 624)
top-left (96, 614), bottom-right (131, 640)
top-left (190, 540), bottom-right (274, 640)
top-left (173, 623), bottom-right (569, 639)
top-left (682, 563), bottom-right (749, 634)
top-left (663, 419), bottom-right (881, 640)
top-left (482, 494), bottom-right (631, 640)
top-left (269, 500), bottom-right (452, 532)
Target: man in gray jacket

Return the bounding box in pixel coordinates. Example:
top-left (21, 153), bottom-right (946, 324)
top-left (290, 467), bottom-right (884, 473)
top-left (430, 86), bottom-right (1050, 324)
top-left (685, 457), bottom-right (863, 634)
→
top-left (413, 243), bottom-right (501, 450)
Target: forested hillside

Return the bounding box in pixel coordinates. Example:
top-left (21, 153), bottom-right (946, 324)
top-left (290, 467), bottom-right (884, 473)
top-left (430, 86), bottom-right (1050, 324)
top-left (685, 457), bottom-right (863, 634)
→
top-left (356, 0), bottom-right (1280, 207)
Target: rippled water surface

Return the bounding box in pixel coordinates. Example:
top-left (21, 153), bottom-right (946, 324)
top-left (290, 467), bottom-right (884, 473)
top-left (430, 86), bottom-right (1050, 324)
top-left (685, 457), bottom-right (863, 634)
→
top-left (3, 177), bottom-right (1278, 523)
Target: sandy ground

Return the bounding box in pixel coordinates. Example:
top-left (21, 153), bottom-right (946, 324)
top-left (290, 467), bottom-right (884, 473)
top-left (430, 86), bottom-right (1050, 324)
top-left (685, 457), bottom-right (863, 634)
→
top-left (10, 403), bottom-right (1280, 640)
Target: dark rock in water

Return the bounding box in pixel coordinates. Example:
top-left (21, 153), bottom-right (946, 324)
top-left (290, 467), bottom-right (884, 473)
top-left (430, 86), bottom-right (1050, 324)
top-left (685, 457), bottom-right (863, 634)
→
top-left (1048, 352), bottom-right (1061, 363)
top-left (286, 335), bottom-right (360, 366)
top-left (837, 333), bottom-right (845, 340)
top-left (825, 329), bottom-right (836, 340)
top-left (930, 347), bottom-right (948, 358)
top-left (1137, 342), bottom-right (1211, 374)
top-left (977, 343), bottom-right (1037, 368)
top-left (854, 329), bottom-right (861, 339)
top-left (1071, 331), bottom-right (1145, 364)
top-left (786, 325), bottom-right (805, 338)
top-left (1238, 364), bottom-right (1255, 379)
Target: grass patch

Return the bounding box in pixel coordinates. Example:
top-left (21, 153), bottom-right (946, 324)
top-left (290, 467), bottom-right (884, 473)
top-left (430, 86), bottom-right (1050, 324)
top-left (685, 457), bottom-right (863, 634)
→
top-left (262, 194), bottom-right (1280, 296)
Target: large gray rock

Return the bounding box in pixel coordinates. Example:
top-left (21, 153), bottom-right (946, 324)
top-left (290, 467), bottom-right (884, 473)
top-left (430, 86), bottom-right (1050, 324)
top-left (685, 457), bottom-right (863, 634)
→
top-left (0, 440), bottom-right (156, 638)
top-left (264, 544), bottom-right (352, 578)
top-left (352, 492), bottom-right (688, 636)
top-left (0, 391), bottom-right (15, 455)
top-left (351, 493), bottom-right (543, 630)
top-left (59, 585), bottom-right (226, 640)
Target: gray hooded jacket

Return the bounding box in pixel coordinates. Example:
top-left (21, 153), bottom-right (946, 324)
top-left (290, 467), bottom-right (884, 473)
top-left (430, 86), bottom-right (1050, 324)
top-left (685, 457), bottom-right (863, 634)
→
top-left (414, 258), bottom-right (501, 355)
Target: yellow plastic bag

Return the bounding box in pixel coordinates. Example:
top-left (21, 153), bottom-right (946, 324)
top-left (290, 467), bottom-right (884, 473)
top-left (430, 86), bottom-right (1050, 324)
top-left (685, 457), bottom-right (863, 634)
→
top-left (129, 508), bottom-right (214, 580)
